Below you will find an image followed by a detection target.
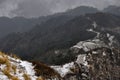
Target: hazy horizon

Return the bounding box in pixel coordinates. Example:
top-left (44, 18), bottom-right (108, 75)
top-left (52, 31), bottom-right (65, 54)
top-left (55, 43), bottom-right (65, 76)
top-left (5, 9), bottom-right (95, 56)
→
top-left (0, 0), bottom-right (120, 18)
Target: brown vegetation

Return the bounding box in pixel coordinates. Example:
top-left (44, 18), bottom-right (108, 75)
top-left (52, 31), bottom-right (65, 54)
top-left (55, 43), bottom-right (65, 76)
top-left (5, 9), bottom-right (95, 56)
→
top-left (23, 73), bottom-right (31, 80)
top-left (32, 61), bottom-right (62, 79)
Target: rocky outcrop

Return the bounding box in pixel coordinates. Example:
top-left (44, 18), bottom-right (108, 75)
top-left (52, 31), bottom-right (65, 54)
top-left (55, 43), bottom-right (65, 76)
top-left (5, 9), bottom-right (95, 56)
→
top-left (51, 31), bottom-right (120, 80)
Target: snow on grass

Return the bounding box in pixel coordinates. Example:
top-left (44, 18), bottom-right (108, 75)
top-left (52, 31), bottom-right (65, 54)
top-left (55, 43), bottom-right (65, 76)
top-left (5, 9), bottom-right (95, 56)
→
top-left (20, 61), bottom-right (35, 75)
top-left (51, 54), bottom-right (89, 77)
top-left (51, 62), bottom-right (74, 77)
top-left (0, 52), bottom-right (38, 80)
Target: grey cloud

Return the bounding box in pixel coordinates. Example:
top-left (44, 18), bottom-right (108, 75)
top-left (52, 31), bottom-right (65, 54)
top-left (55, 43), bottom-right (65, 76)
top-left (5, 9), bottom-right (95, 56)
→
top-left (11, 0), bottom-right (52, 18)
top-left (0, 0), bottom-right (120, 18)
top-left (0, 0), bottom-right (7, 4)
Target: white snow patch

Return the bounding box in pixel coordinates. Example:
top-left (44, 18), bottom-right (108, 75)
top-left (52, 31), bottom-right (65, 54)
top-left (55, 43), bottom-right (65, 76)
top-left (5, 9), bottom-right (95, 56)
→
top-left (73, 40), bottom-right (105, 52)
top-left (108, 34), bottom-right (115, 46)
top-left (92, 21), bottom-right (97, 28)
top-left (0, 54), bottom-right (38, 80)
top-left (76, 54), bottom-right (88, 66)
top-left (87, 29), bottom-right (93, 32)
top-left (52, 54), bottom-right (88, 77)
top-left (92, 51), bottom-right (98, 54)
top-left (103, 51), bottom-right (106, 56)
top-left (51, 62), bottom-right (74, 77)
top-left (107, 33), bottom-right (110, 38)
top-left (20, 61), bottom-right (35, 75)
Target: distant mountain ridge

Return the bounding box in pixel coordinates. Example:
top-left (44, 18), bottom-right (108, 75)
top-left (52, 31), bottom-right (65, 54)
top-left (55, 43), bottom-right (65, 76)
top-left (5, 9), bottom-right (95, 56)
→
top-left (103, 5), bottom-right (120, 16)
top-left (0, 5), bottom-right (120, 64)
top-left (0, 12), bottom-right (120, 65)
top-left (53, 6), bottom-right (99, 16)
top-left (0, 17), bottom-right (43, 38)
top-left (0, 5), bottom-right (120, 80)
top-left (0, 5), bottom-right (120, 39)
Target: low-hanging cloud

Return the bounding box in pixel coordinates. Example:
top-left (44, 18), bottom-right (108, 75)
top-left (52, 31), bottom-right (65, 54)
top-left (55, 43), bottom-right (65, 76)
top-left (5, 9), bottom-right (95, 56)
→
top-left (0, 0), bottom-right (120, 18)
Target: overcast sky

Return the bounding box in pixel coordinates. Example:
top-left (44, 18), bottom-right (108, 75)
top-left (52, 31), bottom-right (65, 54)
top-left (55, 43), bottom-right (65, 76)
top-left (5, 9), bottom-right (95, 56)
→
top-left (0, 0), bottom-right (119, 18)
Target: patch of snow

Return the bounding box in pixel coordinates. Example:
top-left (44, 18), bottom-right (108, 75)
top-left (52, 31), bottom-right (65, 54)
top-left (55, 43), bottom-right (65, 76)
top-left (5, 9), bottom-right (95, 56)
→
top-left (87, 29), bottom-right (93, 32)
top-left (103, 51), bottom-right (106, 56)
top-left (92, 21), bottom-right (97, 28)
top-left (0, 54), bottom-right (38, 80)
top-left (76, 54), bottom-right (88, 66)
top-left (20, 61), bottom-right (35, 76)
top-left (0, 72), bottom-right (9, 80)
top-left (107, 34), bottom-right (115, 46)
top-left (55, 50), bottom-right (60, 54)
top-left (92, 51), bottom-right (98, 54)
top-left (107, 33), bottom-right (110, 38)
top-left (73, 40), bottom-right (105, 52)
top-left (52, 54), bottom-right (89, 77)
top-left (51, 62), bottom-right (74, 77)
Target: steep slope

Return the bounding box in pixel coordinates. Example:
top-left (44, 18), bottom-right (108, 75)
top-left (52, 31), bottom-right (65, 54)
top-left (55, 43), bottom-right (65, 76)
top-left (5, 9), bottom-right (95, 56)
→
top-left (0, 52), bottom-right (61, 80)
top-left (0, 17), bottom-right (43, 38)
top-left (51, 24), bottom-right (120, 80)
top-left (52, 44), bottom-right (120, 80)
top-left (0, 29), bottom-right (119, 80)
top-left (0, 15), bottom-right (96, 61)
top-left (0, 13), bottom-right (120, 64)
top-left (0, 6), bottom-right (99, 39)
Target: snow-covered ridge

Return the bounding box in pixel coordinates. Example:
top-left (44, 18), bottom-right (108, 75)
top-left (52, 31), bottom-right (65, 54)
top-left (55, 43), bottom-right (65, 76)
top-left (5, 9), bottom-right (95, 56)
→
top-left (51, 22), bottom-right (117, 78)
top-left (0, 52), bottom-right (59, 80)
top-left (51, 21), bottom-right (119, 79)
top-left (0, 52), bottom-right (40, 80)
top-left (73, 39), bottom-right (107, 52)
top-left (51, 54), bottom-right (88, 78)
top-left (73, 21), bottom-right (118, 52)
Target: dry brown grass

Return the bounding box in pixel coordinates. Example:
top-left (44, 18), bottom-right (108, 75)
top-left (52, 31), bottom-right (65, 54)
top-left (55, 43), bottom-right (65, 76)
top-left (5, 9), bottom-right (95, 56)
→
top-left (32, 61), bottom-right (61, 79)
top-left (2, 68), bottom-right (13, 79)
top-left (11, 76), bottom-right (19, 80)
top-left (36, 76), bottom-right (45, 80)
top-left (0, 52), bottom-right (8, 64)
top-left (23, 73), bottom-right (31, 80)
top-left (10, 54), bottom-right (20, 60)
top-left (2, 68), bottom-right (19, 80)
top-left (0, 52), bottom-right (19, 80)
top-left (0, 53), bottom-right (12, 72)
top-left (12, 65), bottom-right (17, 74)
top-left (0, 57), bottom-right (7, 64)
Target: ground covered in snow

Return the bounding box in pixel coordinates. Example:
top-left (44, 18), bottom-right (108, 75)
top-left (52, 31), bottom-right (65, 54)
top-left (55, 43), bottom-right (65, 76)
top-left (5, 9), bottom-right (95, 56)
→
top-left (0, 52), bottom-right (47, 80)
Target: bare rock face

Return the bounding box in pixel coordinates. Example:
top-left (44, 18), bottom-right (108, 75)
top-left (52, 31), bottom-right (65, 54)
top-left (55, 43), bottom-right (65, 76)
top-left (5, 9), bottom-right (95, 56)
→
top-left (87, 48), bottom-right (120, 80)
top-left (54, 48), bottom-right (120, 80)
top-left (51, 32), bottom-right (120, 80)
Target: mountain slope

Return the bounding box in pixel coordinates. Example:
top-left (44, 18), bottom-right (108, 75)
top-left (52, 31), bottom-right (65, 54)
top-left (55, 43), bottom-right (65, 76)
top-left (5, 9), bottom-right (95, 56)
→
top-left (0, 13), bottom-right (120, 64)
top-left (0, 32), bottom-right (119, 80)
top-left (0, 52), bottom-right (61, 80)
top-left (0, 17), bottom-right (46, 38)
top-left (0, 6), bottom-right (99, 39)
top-left (0, 14), bottom-right (97, 61)
top-left (51, 24), bottom-right (120, 80)
top-left (103, 5), bottom-right (120, 16)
